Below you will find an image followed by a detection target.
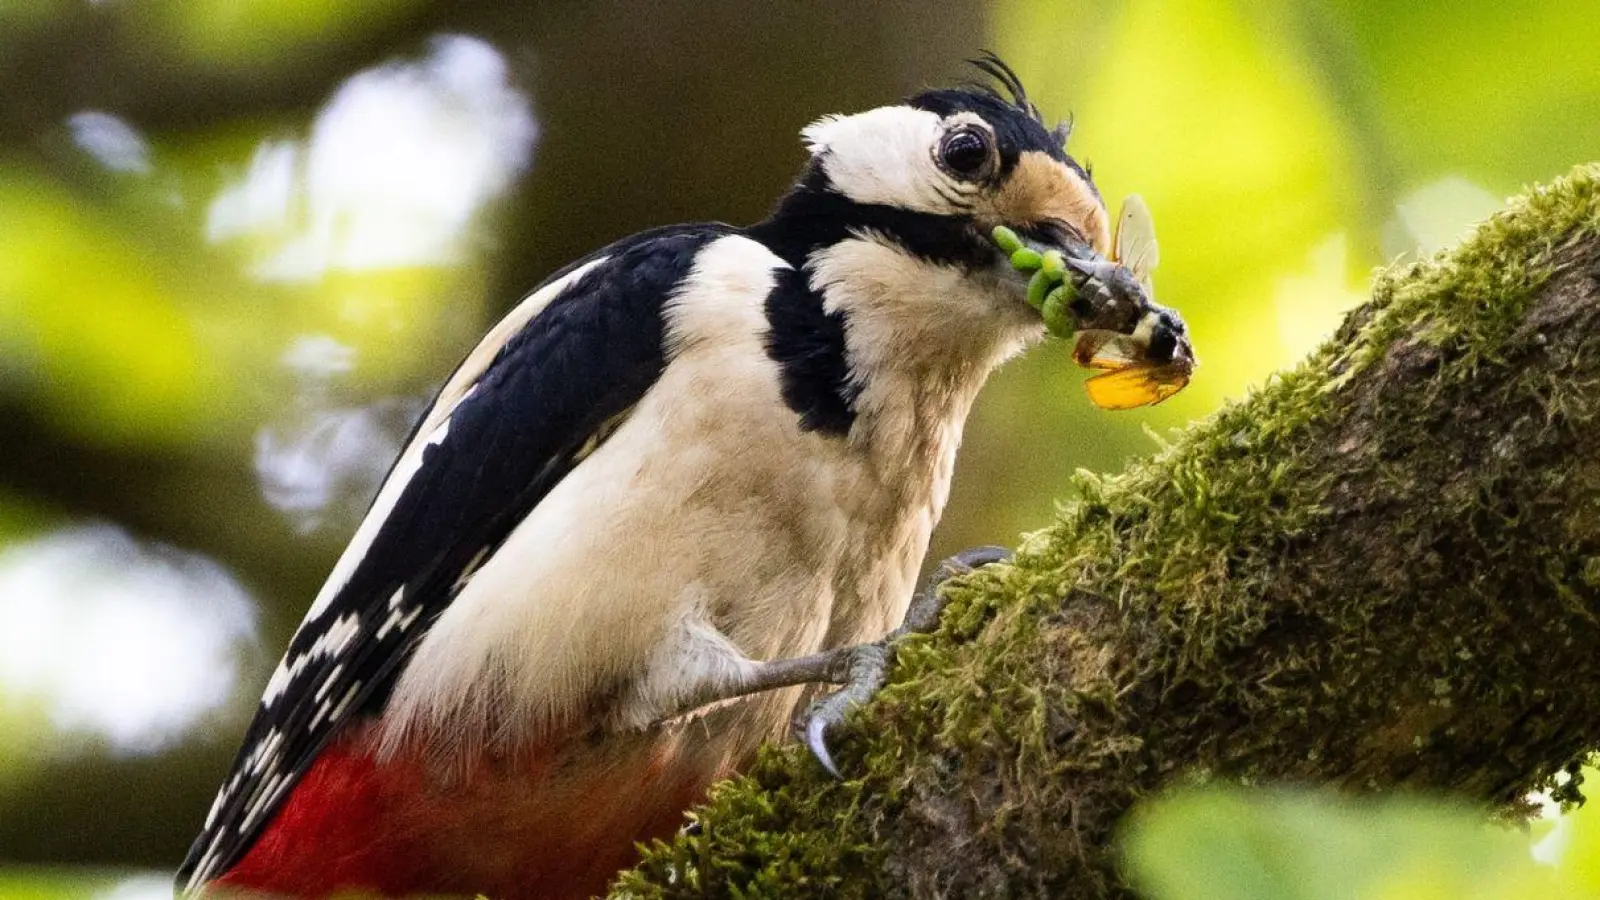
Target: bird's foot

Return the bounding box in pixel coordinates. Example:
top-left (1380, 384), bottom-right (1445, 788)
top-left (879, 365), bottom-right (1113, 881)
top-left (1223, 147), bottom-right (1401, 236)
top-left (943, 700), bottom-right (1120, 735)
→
top-left (800, 545), bottom-right (1012, 777)
top-left (800, 643), bottom-right (889, 778)
top-left (897, 545), bottom-right (1012, 637)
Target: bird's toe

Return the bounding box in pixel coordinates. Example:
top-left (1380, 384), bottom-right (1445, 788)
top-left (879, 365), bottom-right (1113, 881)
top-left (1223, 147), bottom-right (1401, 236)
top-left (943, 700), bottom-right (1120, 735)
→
top-left (797, 643), bottom-right (889, 778)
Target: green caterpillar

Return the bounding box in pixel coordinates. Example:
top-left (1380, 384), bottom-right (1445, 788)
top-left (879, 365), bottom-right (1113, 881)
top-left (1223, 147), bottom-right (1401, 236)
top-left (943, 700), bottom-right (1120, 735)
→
top-left (992, 225), bottom-right (1077, 339)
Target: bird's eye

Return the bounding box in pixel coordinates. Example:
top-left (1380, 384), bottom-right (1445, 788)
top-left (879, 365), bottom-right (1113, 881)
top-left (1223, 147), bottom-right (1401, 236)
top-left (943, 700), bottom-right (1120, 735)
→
top-left (938, 127), bottom-right (992, 179)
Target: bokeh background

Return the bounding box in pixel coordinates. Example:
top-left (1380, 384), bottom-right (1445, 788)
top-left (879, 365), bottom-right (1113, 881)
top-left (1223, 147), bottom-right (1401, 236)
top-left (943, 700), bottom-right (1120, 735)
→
top-left (0, 0), bottom-right (1596, 896)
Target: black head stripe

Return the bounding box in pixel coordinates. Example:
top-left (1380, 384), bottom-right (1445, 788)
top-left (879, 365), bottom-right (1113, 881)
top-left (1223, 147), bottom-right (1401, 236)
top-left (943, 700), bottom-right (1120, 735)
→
top-left (751, 166), bottom-right (990, 271)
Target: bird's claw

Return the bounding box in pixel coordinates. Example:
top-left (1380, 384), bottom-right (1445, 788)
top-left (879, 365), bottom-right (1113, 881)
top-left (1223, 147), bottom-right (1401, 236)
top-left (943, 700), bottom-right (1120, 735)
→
top-left (799, 545), bottom-right (1013, 777)
top-left (901, 544), bottom-right (1011, 635)
top-left (801, 643), bottom-right (888, 778)
top-left (804, 713), bottom-right (840, 778)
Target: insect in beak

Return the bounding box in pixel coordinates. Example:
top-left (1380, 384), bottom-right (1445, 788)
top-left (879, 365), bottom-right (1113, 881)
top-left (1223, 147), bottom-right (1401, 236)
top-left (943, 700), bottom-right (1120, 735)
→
top-left (992, 196), bottom-right (1196, 410)
top-left (1071, 195), bottom-right (1195, 410)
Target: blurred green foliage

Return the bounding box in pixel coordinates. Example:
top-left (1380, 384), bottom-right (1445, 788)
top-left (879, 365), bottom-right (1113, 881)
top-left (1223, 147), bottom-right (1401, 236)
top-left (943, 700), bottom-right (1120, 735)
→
top-left (1124, 776), bottom-right (1600, 899)
top-left (0, 0), bottom-right (1596, 885)
top-left (0, 869), bottom-right (154, 900)
top-left (0, 172), bottom-right (219, 446)
top-left (144, 0), bottom-right (421, 69)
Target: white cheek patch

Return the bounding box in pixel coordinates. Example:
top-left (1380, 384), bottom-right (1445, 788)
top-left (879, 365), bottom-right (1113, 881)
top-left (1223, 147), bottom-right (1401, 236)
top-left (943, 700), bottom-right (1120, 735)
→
top-left (802, 106), bottom-right (963, 215)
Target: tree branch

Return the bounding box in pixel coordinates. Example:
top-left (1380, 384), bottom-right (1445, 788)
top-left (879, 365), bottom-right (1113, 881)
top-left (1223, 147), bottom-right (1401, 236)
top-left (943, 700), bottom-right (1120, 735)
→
top-left (610, 164), bottom-right (1600, 899)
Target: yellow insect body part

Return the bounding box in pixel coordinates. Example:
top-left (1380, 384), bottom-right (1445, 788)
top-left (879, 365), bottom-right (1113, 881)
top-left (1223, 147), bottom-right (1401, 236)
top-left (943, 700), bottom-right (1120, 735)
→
top-left (1083, 363), bottom-right (1191, 410)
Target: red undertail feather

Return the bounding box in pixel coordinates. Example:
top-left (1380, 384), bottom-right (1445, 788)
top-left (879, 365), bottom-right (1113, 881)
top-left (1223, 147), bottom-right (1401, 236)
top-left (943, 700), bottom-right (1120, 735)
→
top-left (211, 726), bottom-right (719, 900)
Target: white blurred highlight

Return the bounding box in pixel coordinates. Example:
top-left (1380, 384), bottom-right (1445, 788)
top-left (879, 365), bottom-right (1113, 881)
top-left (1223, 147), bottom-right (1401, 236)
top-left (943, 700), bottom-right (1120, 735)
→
top-left (67, 111), bottom-right (152, 175)
top-left (206, 34), bottom-right (538, 281)
top-left (1394, 176), bottom-right (1504, 256)
top-left (0, 525), bottom-right (258, 755)
top-left (255, 400), bottom-right (418, 533)
top-left (1274, 233), bottom-right (1366, 360)
top-left (254, 336), bottom-right (421, 533)
top-left (96, 874), bottom-right (179, 900)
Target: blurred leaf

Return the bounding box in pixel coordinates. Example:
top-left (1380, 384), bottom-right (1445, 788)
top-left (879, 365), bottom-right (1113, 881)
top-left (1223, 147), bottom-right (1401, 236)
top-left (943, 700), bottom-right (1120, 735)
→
top-left (143, 0), bottom-right (423, 70)
top-left (1123, 787), bottom-right (1578, 900)
top-left (0, 868), bottom-right (123, 900)
top-left (0, 171), bottom-right (220, 447)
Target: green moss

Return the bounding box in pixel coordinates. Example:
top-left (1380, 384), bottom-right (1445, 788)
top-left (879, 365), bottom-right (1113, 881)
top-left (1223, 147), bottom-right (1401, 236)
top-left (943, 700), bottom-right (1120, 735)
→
top-left (610, 746), bottom-right (889, 898)
top-left (612, 163), bottom-right (1600, 898)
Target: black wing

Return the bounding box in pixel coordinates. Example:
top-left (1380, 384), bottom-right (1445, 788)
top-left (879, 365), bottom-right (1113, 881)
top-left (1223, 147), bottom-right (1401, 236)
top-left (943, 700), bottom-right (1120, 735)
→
top-left (178, 224), bottom-right (735, 891)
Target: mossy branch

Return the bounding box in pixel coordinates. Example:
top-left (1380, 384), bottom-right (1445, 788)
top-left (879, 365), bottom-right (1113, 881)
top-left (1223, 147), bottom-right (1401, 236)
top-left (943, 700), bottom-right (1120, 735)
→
top-left (612, 164), bottom-right (1600, 899)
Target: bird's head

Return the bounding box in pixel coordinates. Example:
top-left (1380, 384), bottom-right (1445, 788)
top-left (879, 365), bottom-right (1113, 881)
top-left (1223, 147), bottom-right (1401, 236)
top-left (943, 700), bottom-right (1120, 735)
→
top-left (754, 56), bottom-right (1190, 407)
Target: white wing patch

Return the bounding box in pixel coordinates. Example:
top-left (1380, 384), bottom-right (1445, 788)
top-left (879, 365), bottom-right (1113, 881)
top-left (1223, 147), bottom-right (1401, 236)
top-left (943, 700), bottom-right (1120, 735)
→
top-left (375, 587), bottom-right (424, 641)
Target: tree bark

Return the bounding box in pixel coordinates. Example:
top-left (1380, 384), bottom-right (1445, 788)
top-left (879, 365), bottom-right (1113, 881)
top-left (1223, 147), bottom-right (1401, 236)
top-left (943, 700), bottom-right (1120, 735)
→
top-left (609, 163), bottom-right (1600, 898)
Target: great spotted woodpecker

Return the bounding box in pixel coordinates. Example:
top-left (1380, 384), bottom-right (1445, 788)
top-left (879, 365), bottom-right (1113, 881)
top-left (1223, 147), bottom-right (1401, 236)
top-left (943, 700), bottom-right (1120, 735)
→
top-left (177, 57), bottom-right (1192, 900)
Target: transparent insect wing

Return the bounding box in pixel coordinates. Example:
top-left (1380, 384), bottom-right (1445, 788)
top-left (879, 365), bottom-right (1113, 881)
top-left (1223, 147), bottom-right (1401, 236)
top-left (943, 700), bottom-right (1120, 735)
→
top-left (1113, 195), bottom-right (1160, 294)
top-left (1072, 329), bottom-right (1142, 371)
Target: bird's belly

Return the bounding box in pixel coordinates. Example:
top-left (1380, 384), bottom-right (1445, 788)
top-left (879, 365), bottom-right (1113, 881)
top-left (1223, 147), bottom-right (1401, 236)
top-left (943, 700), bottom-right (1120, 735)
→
top-left (382, 361), bottom-right (880, 755)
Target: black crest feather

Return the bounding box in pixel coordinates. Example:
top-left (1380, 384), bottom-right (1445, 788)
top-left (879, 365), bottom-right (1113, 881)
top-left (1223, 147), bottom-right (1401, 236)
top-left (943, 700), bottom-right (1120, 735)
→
top-left (968, 51), bottom-right (1039, 120)
top-left (965, 51), bottom-right (1072, 154)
